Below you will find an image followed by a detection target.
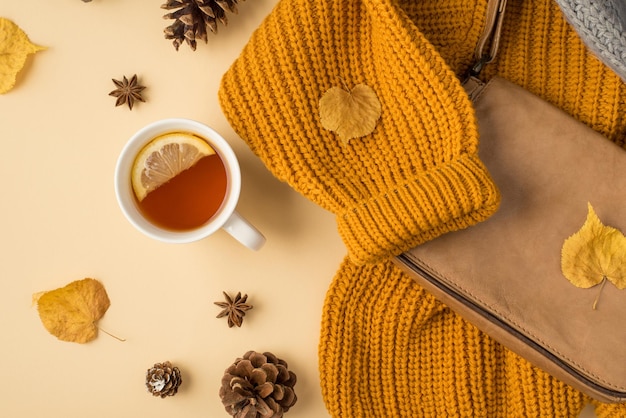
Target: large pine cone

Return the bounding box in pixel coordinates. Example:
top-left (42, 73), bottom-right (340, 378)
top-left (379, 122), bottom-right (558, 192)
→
top-left (220, 351), bottom-right (297, 418)
top-left (161, 0), bottom-right (242, 50)
top-left (146, 361), bottom-right (182, 398)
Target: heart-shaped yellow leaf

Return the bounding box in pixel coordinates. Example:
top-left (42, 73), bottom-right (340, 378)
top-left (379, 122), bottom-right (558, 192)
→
top-left (34, 278), bottom-right (111, 343)
top-left (0, 18), bottom-right (45, 94)
top-left (561, 203), bottom-right (626, 309)
top-left (319, 83), bottom-right (381, 144)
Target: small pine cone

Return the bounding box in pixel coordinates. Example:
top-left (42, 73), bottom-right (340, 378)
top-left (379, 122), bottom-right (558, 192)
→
top-left (146, 361), bottom-right (182, 398)
top-left (220, 351), bottom-right (298, 418)
top-left (161, 0), bottom-right (242, 51)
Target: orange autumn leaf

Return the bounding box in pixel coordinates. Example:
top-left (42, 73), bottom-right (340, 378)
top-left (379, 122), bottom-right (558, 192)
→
top-left (33, 278), bottom-right (111, 343)
top-left (0, 18), bottom-right (45, 94)
top-left (561, 203), bottom-right (626, 309)
top-left (319, 83), bottom-right (381, 144)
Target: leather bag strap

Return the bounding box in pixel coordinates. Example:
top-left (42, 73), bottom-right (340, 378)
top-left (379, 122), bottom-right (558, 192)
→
top-left (471, 0), bottom-right (507, 75)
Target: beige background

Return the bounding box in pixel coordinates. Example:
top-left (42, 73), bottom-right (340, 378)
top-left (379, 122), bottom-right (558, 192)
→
top-left (0, 1), bottom-right (596, 417)
top-left (1, 1), bottom-right (343, 417)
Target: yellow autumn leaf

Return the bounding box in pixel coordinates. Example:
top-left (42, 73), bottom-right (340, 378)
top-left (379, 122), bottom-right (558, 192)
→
top-left (0, 18), bottom-right (45, 94)
top-left (34, 278), bottom-right (111, 344)
top-left (319, 83), bottom-right (381, 144)
top-left (561, 203), bottom-right (626, 309)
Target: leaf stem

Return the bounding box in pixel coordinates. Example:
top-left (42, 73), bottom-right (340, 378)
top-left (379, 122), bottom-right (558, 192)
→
top-left (339, 76), bottom-right (350, 92)
top-left (592, 276), bottom-right (608, 310)
top-left (98, 326), bottom-right (126, 342)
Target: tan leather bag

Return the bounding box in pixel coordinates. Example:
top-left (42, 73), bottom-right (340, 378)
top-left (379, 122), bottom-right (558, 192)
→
top-left (394, 0), bottom-right (626, 404)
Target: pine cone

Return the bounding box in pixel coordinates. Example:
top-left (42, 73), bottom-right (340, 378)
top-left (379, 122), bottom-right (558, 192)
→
top-left (146, 361), bottom-right (182, 398)
top-left (220, 351), bottom-right (298, 418)
top-left (161, 0), bottom-right (242, 51)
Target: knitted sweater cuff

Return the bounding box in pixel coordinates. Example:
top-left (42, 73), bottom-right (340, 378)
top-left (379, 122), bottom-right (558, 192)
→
top-left (337, 153), bottom-right (500, 265)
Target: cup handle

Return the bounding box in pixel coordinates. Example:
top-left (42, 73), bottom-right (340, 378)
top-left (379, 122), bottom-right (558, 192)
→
top-left (222, 210), bottom-right (266, 250)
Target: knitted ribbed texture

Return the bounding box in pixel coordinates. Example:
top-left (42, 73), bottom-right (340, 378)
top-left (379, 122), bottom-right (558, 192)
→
top-left (482, 0), bottom-right (626, 147)
top-left (219, 0), bottom-right (500, 265)
top-left (319, 258), bottom-right (589, 417)
top-left (219, 0), bottom-right (626, 416)
top-left (593, 401), bottom-right (626, 418)
top-left (554, 0), bottom-right (626, 82)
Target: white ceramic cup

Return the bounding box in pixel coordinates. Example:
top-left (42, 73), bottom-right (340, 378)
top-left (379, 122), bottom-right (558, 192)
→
top-left (114, 118), bottom-right (265, 250)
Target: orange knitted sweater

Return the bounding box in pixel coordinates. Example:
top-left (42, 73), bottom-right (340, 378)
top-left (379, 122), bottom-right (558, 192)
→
top-left (219, 0), bottom-right (626, 416)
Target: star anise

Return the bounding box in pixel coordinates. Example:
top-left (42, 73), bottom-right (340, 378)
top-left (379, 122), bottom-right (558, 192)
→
top-left (109, 74), bottom-right (146, 110)
top-left (215, 291), bottom-right (252, 328)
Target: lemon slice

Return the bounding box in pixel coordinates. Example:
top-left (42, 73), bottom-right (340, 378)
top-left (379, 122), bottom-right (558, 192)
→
top-left (131, 132), bottom-right (216, 201)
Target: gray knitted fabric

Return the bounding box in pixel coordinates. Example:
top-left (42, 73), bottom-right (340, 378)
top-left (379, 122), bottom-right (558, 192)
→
top-left (555, 0), bottom-right (626, 82)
